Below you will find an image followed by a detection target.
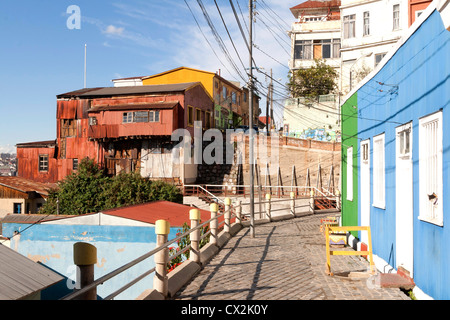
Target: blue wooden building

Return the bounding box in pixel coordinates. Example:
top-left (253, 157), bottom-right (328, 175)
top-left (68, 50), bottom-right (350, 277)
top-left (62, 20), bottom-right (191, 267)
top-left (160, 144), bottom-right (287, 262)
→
top-left (340, 0), bottom-right (450, 299)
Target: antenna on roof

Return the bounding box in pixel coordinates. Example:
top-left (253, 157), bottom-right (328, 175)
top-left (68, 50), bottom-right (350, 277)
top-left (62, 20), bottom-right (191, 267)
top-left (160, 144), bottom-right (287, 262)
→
top-left (84, 44), bottom-right (87, 88)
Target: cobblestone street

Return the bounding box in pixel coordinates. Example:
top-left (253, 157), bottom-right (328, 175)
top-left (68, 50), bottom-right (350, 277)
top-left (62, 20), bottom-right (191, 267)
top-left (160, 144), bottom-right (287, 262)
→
top-left (174, 213), bottom-right (410, 300)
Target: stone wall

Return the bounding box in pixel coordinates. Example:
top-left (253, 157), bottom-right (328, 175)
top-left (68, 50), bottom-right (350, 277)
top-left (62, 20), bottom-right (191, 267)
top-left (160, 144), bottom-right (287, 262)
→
top-left (195, 134), bottom-right (341, 193)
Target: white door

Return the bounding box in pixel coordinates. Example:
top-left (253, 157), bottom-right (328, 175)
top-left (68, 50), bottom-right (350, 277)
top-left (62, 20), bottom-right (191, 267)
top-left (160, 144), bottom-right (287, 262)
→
top-left (396, 123), bottom-right (413, 276)
top-left (360, 140), bottom-right (370, 245)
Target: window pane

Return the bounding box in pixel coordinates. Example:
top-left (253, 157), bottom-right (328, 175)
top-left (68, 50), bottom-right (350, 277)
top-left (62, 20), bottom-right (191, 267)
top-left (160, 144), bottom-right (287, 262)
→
top-left (39, 155), bottom-right (49, 172)
top-left (322, 44), bottom-right (331, 59)
top-left (393, 4), bottom-right (400, 30)
top-left (73, 158), bottom-right (79, 171)
top-left (304, 44), bottom-right (312, 59)
top-left (123, 112), bottom-right (132, 123)
top-left (363, 12), bottom-right (370, 36)
top-left (405, 130), bottom-right (410, 153)
top-left (188, 107), bottom-right (193, 125)
top-left (333, 43), bottom-right (341, 58)
top-left (154, 111), bottom-right (160, 122)
top-left (134, 111), bottom-right (148, 123)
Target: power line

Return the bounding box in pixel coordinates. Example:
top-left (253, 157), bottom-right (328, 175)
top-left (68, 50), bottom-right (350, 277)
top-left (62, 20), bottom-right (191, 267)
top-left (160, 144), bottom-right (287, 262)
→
top-left (184, 0), bottom-right (236, 79)
top-left (196, 0), bottom-right (248, 83)
top-left (213, 0), bottom-right (247, 72)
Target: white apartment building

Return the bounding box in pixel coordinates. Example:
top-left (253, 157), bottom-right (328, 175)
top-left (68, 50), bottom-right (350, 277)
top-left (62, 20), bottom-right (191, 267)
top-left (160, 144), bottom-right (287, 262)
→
top-left (285, 0), bottom-right (342, 142)
top-left (340, 0), bottom-right (409, 94)
top-left (289, 0), bottom-right (342, 71)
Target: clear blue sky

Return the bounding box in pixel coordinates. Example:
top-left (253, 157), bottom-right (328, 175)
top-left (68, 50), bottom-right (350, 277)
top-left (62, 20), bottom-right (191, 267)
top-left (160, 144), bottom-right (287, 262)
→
top-left (0, 0), bottom-right (300, 153)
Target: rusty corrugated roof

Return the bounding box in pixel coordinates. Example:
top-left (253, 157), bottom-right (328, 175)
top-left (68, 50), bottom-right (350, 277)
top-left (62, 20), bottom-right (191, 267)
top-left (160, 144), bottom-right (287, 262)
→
top-left (57, 82), bottom-right (201, 99)
top-left (15, 140), bottom-right (56, 148)
top-left (0, 176), bottom-right (57, 196)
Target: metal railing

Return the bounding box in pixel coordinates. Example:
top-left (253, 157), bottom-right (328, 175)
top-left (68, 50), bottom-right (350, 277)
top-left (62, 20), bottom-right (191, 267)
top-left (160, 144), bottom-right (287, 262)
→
top-left (183, 184), bottom-right (337, 199)
top-left (60, 199), bottom-right (234, 300)
top-left (61, 188), bottom-right (340, 300)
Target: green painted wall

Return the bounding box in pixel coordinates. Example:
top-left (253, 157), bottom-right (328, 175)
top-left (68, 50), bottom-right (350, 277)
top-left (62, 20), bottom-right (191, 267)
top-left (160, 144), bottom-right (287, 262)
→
top-left (341, 92), bottom-right (359, 231)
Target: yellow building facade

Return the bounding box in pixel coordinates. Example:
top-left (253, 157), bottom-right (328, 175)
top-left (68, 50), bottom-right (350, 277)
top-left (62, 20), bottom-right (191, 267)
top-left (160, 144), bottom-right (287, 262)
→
top-left (142, 67), bottom-right (259, 129)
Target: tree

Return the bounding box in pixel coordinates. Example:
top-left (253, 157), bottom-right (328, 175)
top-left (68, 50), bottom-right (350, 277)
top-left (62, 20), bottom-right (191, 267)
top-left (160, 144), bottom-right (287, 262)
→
top-left (41, 158), bottom-right (111, 215)
top-left (40, 158), bottom-right (183, 215)
top-left (287, 59), bottom-right (338, 100)
top-left (103, 171), bottom-right (154, 209)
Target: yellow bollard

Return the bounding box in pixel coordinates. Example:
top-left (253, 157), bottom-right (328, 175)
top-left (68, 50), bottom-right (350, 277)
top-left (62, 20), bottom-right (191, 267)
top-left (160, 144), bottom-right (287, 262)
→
top-left (73, 242), bottom-right (97, 300)
top-left (290, 191), bottom-right (295, 216)
top-left (189, 209), bottom-right (201, 263)
top-left (210, 203), bottom-right (218, 245)
top-left (154, 220), bottom-right (170, 297)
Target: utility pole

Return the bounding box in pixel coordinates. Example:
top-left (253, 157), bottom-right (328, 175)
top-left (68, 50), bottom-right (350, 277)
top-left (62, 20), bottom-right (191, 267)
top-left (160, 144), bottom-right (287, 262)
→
top-left (265, 86), bottom-right (270, 136)
top-left (264, 69), bottom-right (274, 136)
top-left (248, 0), bottom-right (255, 238)
top-left (84, 44), bottom-right (87, 88)
top-left (269, 69), bottom-right (273, 135)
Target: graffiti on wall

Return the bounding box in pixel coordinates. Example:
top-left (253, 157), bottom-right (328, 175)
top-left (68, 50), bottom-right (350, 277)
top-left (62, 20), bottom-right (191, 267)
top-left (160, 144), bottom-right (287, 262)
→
top-left (287, 128), bottom-right (341, 142)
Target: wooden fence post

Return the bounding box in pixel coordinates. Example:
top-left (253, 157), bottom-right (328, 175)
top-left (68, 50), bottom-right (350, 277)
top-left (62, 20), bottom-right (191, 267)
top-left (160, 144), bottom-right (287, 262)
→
top-left (73, 242), bottom-right (97, 300)
top-left (154, 220), bottom-right (170, 298)
top-left (310, 190), bottom-right (315, 214)
top-left (189, 209), bottom-right (201, 264)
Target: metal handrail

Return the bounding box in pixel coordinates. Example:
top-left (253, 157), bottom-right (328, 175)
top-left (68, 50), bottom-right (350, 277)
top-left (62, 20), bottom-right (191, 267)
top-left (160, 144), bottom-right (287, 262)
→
top-left (184, 184), bottom-right (225, 203)
top-left (61, 204), bottom-right (233, 300)
top-left (62, 188), bottom-right (339, 300)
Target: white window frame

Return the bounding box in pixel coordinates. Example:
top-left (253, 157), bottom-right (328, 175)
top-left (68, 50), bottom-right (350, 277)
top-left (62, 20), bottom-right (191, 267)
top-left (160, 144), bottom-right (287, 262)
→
top-left (346, 146), bottom-right (353, 201)
top-left (149, 110), bottom-right (160, 122)
top-left (419, 111), bottom-right (443, 226)
top-left (375, 53), bottom-right (387, 67)
top-left (123, 112), bottom-right (133, 123)
top-left (373, 134), bottom-right (385, 209)
top-left (343, 14), bottom-right (356, 39)
top-left (393, 4), bottom-right (400, 31)
top-left (363, 11), bottom-right (370, 36)
top-left (397, 123), bottom-right (412, 158)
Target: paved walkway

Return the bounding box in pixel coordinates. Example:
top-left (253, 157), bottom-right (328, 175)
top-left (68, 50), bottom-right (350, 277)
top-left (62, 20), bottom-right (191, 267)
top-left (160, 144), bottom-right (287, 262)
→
top-left (173, 212), bottom-right (410, 300)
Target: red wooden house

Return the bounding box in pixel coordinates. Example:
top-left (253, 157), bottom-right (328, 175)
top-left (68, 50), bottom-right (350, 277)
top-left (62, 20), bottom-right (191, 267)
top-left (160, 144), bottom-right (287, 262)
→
top-left (17, 82), bottom-right (213, 183)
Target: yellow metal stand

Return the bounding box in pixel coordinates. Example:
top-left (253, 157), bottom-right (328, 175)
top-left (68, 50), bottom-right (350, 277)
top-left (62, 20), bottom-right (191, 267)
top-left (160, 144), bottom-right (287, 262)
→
top-left (325, 226), bottom-right (375, 276)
